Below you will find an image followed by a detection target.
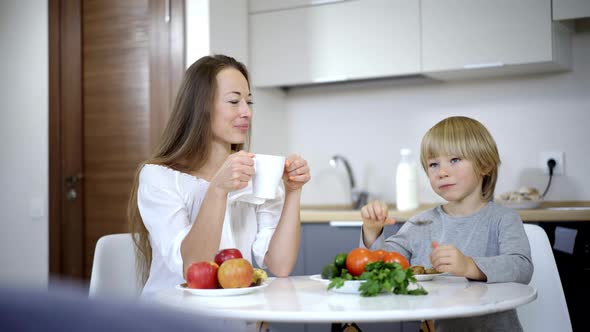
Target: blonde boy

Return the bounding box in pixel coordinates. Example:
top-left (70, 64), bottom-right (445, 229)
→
top-left (361, 116), bottom-right (533, 332)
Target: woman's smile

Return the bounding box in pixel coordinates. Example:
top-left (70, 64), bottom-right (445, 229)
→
top-left (234, 123), bottom-right (249, 133)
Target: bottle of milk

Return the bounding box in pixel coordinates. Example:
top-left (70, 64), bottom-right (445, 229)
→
top-left (396, 148), bottom-right (419, 211)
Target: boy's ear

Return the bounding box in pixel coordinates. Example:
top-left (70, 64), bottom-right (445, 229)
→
top-left (480, 165), bottom-right (493, 176)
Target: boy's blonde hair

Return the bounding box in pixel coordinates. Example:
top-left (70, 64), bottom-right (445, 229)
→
top-left (420, 116), bottom-right (501, 201)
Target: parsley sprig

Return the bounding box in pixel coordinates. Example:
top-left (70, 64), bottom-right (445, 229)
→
top-left (328, 261), bottom-right (428, 297)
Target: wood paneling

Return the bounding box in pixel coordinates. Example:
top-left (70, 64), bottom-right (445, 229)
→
top-left (49, 0), bottom-right (61, 276)
top-left (50, 0), bottom-right (184, 280)
top-left (82, 0), bottom-right (152, 277)
top-left (62, 0), bottom-right (85, 279)
top-left (169, 1), bottom-right (185, 107)
top-left (49, 0), bottom-right (86, 279)
top-left (149, 0), bottom-right (185, 150)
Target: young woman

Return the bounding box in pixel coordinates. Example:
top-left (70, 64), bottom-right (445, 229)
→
top-left (128, 55), bottom-right (311, 298)
top-left (361, 116), bottom-right (532, 331)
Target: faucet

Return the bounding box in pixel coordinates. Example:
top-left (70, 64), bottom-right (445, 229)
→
top-left (329, 155), bottom-right (369, 210)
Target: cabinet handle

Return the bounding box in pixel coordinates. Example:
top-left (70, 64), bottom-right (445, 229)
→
top-left (329, 221), bottom-right (363, 227)
top-left (463, 62), bottom-right (504, 69)
top-left (311, 75), bottom-right (348, 83)
top-left (311, 0), bottom-right (347, 5)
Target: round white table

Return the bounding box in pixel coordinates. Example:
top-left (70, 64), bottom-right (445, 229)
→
top-left (155, 275), bottom-right (537, 323)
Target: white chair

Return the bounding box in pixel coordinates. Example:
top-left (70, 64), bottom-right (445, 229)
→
top-left (89, 233), bottom-right (141, 298)
top-left (517, 224), bottom-right (572, 332)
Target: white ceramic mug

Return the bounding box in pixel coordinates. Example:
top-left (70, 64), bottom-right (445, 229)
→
top-left (252, 154), bottom-right (286, 199)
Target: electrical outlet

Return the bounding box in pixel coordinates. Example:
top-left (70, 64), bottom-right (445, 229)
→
top-left (540, 152), bottom-right (564, 175)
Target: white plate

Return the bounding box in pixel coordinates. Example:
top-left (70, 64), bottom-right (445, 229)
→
top-left (177, 279), bottom-right (271, 297)
top-left (309, 274), bottom-right (366, 294)
top-left (414, 273), bottom-right (446, 281)
top-left (495, 200), bottom-right (542, 210)
top-left (311, 274), bottom-right (428, 294)
top-left (309, 274), bottom-right (330, 283)
top-left (330, 279), bottom-right (366, 294)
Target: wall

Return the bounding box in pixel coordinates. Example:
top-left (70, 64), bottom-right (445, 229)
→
top-left (185, 0), bottom-right (287, 155)
top-left (278, 29), bottom-right (590, 206)
top-left (0, 0), bottom-right (48, 286)
top-left (208, 0), bottom-right (288, 155)
top-left (185, 0), bottom-right (248, 66)
top-left (185, 0), bottom-right (209, 68)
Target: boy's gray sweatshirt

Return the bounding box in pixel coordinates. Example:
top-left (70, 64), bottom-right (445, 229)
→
top-left (361, 202), bottom-right (533, 332)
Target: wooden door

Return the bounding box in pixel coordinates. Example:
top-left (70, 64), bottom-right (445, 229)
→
top-left (49, 0), bottom-right (185, 280)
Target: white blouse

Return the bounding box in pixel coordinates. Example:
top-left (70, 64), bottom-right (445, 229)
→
top-left (137, 164), bottom-right (284, 298)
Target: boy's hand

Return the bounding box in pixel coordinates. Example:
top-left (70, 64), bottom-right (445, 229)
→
top-left (361, 200), bottom-right (395, 230)
top-left (361, 201), bottom-right (396, 247)
top-left (429, 242), bottom-right (486, 281)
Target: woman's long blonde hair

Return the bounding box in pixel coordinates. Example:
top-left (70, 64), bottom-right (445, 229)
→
top-left (128, 55), bottom-right (250, 285)
top-left (419, 116), bottom-right (501, 202)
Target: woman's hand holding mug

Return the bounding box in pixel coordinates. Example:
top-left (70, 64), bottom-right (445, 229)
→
top-left (211, 151), bottom-right (255, 193)
top-left (283, 154), bottom-right (311, 192)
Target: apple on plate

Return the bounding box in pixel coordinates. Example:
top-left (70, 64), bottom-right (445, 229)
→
top-left (214, 248), bottom-right (243, 266)
top-left (186, 261), bottom-right (219, 289)
top-left (217, 258), bottom-right (254, 289)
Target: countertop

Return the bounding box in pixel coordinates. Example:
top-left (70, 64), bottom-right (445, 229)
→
top-left (300, 201), bottom-right (590, 223)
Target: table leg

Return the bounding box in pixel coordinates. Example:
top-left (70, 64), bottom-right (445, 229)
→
top-left (420, 320), bottom-right (435, 332)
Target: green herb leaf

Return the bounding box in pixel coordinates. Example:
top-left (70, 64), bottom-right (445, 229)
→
top-left (351, 261), bottom-right (428, 297)
top-left (323, 253), bottom-right (428, 297)
top-left (328, 277), bottom-right (344, 290)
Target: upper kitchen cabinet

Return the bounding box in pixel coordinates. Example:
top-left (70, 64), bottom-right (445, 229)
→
top-left (421, 0), bottom-right (572, 80)
top-left (553, 0), bottom-right (590, 20)
top-left (249, 0), bottom-right (420, 88)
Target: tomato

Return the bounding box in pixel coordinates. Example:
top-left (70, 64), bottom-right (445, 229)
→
top-left (371, 249), bottom-right (387, 261)
top-left (346, 248), bottom-right (377, 276)
top-left (383, 251), bottom-right (410, 269)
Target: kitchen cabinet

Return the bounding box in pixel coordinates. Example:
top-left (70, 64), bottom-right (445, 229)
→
top-left (249, 0), bottom-right (420, 87)
top-left (553, 0), bottom-right (590, 20)
top-left (421, 0), bottom-right (571, 80)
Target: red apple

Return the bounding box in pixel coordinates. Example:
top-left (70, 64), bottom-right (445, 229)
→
top-left (186, 261), bottom-right (219, 289)
top-left (217, 258), bottom-right (254, 289)
top-left (214, 248), bottom-right (243, 266)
